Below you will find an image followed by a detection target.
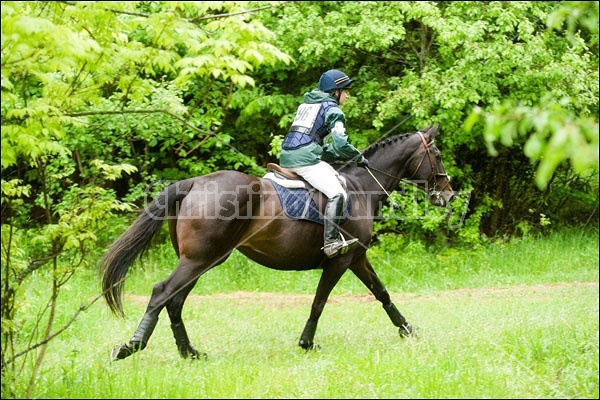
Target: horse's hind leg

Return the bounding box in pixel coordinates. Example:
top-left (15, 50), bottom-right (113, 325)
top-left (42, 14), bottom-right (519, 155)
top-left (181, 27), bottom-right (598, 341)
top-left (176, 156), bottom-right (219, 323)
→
top-left (165, 276), bottom-right (207, 359)
top-left (111, 259), bottom-right (210, 361)
top-left (110, 281), bottom-right (165, 360)
top-left (350, 257), bottom-right (414, 338)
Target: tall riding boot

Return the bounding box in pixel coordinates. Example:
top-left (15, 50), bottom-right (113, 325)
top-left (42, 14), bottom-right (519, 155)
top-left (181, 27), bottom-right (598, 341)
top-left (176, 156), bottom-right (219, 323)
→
top-left (322, 194), bottom-right (359, 258)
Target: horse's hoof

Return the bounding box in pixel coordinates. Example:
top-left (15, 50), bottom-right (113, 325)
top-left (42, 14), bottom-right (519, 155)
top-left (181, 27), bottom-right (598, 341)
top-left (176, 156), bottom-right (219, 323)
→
top-left (298, 339), bottom-right (321, 351)
top-left (180, 346), bottom-right (208, 360)
top-left (399, 323), bottom-right (418, 338)
top-left (110, 343), bottom-right (133, 361)
top-left (309, 343), bottom-right (321, 351)
top-left (190, 351), bottom-right (208, 360)
top-left (298, 338), bottom-right (311, 349)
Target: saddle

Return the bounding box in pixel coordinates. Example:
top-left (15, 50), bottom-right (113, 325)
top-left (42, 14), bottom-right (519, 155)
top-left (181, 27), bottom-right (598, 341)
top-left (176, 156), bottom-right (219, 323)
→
top-left (263, 163), bottom-right (351, 225)
top-left (264, 163), bottom-right (347, 191)
top-left (264, 163), bottom-right (310, 189)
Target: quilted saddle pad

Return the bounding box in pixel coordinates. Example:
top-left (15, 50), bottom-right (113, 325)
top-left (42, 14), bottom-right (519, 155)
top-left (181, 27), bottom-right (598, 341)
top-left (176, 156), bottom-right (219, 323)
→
top-left (268, 180), bottom-right (351, 225)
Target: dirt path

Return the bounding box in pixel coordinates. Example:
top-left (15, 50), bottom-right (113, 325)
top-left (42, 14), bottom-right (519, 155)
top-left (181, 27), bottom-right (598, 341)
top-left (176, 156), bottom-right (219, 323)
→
top-left (127, 281), bottom-right (598, 308)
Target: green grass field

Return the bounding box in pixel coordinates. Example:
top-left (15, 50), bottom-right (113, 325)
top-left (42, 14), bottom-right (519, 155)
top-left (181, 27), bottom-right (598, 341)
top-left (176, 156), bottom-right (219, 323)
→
top-left (3, 228), bottom-right (598, 398)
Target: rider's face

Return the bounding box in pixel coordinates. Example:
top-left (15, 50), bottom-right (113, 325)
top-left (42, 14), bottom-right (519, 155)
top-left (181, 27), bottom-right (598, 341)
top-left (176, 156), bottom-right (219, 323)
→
top-left (339, 90), bottom-right (348, 105)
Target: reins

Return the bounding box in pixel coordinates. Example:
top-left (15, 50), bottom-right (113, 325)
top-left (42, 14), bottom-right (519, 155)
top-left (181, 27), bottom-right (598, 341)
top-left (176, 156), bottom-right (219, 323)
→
top-left (365, 166), bottom-right (397, 206)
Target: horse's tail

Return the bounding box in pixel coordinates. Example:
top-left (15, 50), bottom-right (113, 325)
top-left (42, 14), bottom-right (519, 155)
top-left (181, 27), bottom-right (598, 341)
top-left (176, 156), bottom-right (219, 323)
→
top-left (100, 179), bottom-right (194, 317)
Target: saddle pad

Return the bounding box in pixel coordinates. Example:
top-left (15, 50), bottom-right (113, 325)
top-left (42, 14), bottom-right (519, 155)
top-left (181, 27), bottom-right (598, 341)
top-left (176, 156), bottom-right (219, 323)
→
top-left (268, 180), bottom-right (351, 226)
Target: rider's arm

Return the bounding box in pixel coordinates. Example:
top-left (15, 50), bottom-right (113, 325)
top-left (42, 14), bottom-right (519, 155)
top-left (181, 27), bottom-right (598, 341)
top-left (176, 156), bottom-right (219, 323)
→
top-left (326, 109), bottom-right (362, 160)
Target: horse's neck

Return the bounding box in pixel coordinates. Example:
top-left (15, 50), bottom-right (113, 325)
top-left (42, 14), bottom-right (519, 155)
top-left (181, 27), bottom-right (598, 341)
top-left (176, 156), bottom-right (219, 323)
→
top-left (370, 135), bottom-right (419, 187)
top-left (350, 146), bottom-right (413, 211)
top-left (368, 152), bottom-right (410, 190)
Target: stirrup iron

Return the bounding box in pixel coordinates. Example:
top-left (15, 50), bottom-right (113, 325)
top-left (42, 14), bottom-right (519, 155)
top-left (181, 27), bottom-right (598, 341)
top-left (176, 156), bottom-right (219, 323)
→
top-left (322, 233), bottom-right (359, 258)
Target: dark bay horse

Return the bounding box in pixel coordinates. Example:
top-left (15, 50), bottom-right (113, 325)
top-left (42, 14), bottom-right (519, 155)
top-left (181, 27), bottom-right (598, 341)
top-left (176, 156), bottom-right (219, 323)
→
top-left (100, 123), bottom-right (454, 360)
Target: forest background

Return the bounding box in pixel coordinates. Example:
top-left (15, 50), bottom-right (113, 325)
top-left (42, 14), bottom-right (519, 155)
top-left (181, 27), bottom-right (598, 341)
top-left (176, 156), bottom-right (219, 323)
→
top-left (1, 1), bottom-right (598, 397)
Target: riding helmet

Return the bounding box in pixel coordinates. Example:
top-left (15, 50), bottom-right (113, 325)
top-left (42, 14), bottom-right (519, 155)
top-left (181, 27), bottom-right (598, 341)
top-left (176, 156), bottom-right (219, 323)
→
top-left (318, 69), bottom-right (353, 92)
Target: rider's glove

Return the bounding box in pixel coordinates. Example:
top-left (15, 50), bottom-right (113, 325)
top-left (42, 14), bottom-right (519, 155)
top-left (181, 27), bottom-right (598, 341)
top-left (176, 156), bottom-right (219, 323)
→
top-left (357, 155), bottom-right (369, 168)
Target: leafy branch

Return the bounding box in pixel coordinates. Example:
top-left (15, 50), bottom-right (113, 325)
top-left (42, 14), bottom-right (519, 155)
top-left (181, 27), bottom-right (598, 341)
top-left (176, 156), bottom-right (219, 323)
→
top-left (57, 1), bottom-right (291, 23)
top-left (65, 108), bottom-right (259, 163)
top-left (2, 287), bottom-right (112, 367)
top-left (67, 109), bottom-right (209, 133)
top-left (190, 2), bottom-right (291, 23)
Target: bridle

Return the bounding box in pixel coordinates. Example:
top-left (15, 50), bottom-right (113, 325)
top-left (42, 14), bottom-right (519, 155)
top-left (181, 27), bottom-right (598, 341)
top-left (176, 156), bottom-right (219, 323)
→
top-left (365, 131), bottom-right (452, 203)
top-left (407, 132), bottom-right (451, 194)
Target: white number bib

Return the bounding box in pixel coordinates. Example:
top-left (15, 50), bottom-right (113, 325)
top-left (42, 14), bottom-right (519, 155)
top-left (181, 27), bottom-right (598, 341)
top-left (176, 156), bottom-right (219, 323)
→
top-left (291, 103), bottom-right (321, 131)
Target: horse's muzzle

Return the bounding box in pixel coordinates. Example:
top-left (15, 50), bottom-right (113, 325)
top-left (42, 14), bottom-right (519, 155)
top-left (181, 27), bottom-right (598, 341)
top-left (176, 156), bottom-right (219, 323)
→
top-left (428, 190), bottom-right (454, 207)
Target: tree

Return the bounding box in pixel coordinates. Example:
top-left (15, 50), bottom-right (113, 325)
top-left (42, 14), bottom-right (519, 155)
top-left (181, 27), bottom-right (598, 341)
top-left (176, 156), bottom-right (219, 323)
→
top-left (466, 1), bottom-right (598, 190)
top-left (250, 1), bottom-right (598, 236)
top-left (1, 1), bottom-right (291, 396)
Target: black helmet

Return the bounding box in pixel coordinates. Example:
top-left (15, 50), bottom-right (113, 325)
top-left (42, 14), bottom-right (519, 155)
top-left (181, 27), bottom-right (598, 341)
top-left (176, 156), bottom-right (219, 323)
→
top-left (318, 69), bottom-right (353, 92)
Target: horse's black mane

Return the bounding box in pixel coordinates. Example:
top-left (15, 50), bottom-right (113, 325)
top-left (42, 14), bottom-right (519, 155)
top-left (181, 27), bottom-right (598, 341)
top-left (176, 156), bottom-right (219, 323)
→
top-left (361, 131), bottom-right (416, 158)
top-left (330, 131), bottom-right (416, 170)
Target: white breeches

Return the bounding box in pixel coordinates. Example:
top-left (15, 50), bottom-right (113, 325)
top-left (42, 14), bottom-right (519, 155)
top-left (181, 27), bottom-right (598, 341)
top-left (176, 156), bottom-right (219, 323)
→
top-left (288, 162), bottom-right (347, 201)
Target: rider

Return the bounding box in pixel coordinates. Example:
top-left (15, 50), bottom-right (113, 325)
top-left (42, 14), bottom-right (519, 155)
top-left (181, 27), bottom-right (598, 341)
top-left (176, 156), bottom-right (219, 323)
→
top-left (279, 69), bottom-right (369, 258)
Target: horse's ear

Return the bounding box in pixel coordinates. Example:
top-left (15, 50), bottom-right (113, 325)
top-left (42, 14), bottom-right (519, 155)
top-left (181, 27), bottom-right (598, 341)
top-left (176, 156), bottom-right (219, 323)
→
top-left (423, 122), bottom-right (440, 141)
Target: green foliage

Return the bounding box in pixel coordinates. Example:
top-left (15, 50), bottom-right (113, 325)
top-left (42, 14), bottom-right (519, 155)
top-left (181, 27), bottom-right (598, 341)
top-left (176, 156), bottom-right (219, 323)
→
top-left (468, 95), bottom-right (599, 190)
top-left (2, 1), bottom-right (293, 198)
top-left (464, 1), bottom-right (599, 190)
top-left (1, 159), bottom-right (136, 396)
top-left (268, 134), bottom-right (284, 159)
top-left (4, 1), bottom-right (598, 239)
top-left (1, 3), bottom-right (292, 393)
top-left (251, 1), bottom-right (598, 238)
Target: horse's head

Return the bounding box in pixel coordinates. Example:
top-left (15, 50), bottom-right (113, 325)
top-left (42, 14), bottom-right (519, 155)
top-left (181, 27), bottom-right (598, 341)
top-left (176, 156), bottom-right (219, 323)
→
top-left (406, 123), bottom-right (454, 207)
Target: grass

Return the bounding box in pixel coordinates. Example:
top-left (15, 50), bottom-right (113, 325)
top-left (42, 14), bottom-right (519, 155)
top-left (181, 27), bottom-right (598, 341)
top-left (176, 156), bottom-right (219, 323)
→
top-left (123, 227), bottom-right (598, 296)
top-left (14, 283), bottom-right (599, 398)
top-left (2, 227), bottom-right (598, 398)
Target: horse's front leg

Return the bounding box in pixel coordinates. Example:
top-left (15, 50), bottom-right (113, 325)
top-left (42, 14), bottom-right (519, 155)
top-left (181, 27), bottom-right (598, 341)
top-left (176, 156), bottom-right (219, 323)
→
top-left (299, 262), bottom-right (347, 350)
top-left (350, 256), bottom-right (415, 338)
